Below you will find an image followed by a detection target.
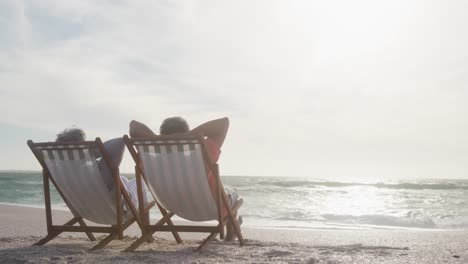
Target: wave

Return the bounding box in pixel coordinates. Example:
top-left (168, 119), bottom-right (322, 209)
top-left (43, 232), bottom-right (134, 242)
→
top-left (4, 173), bottom-right (468, 230)
top-left (0, 202), bottom-right (68, 211)
top-left (246, 213), bottom-right (454, 229)
top-left (321, 214), bottom-right (437, 229)
top-left (250, 180), bottom-right (468, 191)
top-left (3, 172), bottom-right (468, 191)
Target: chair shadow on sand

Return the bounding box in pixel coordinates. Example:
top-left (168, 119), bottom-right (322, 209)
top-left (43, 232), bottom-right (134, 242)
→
top-left (0, 236), bottom-right (242, 263)
top-left (0, 236), bottom-right (413, 263)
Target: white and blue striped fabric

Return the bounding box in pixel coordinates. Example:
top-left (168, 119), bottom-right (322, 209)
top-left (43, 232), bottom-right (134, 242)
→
top-left (136, 140), bottom-right (218, 222)
top-left (37, 145), bottom-right (129, 225)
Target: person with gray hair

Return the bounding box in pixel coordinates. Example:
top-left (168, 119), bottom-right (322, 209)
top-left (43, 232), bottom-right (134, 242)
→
top-left (55, 127), bottom-right (145, 209)
top-left (56, 128), bottom-right (86, 142)
top-left (129, 117), bottom-right (242, 241)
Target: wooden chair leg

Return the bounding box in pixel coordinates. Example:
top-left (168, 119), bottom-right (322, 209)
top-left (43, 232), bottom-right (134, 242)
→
top-left (219, 227), bottom-right (224, 240)
top-left (124, 230), bottom-right (157, 252)
top-left (146, 236), bottom-right (155, 243)
top-left (144, 210), bottom-right (154, 243)
top-left (224, 199), bottom-right (244, 243)
top-left (233, 219), bottom-right (244, 246)
top-left (110, 225), bottom-right (124, 240)
top-left (125, 211), bottom-right (184, 252)
top-left (196, 232), bottom-right (218, 251)
top-left (78, 218), bottom-right (96, 241)
top-left (92, 214), bottom-right (141, 250)
top-left (224, 218), bottom-right (235, 241)
top-left (157, 205), bottom-right (182, 244)
top-left (90, 233), bottom-right (118, 251)
top-left (165, 218), bottom-right (182, 244)
top-left (34, 232), bottom-right (61, 246)
top-left (34, 217), bottom-right (82, 246)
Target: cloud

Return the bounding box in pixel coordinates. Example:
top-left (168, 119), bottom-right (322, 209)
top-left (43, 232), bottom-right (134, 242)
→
top-left (1, 0), bottom-right (468, 178)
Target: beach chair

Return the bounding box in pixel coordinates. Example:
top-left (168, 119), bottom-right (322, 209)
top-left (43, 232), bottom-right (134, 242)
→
top-left (27, 138), bottom-right (155, 250)
top-left (122, 134), bottom-right (244, 251)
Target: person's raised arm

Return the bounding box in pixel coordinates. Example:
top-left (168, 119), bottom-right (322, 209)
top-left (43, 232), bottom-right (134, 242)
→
top-left (190, 117), bottom-right (229, 148)
top-left (129, 120), bottom-right (157, 138)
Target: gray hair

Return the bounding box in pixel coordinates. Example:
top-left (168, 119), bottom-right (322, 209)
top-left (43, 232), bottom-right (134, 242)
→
top-left (160, 117), bottom-right (189, 135)
top-left (56, 127), bottom-right (86, 142)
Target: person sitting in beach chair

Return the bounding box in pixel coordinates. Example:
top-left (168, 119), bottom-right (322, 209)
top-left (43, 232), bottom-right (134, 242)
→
top-left (28, 128), bottom-right (154, 250)
top-left (56, 128), bottom-right (146, 208)
top-left (128, 117), bottom-right (243, 245)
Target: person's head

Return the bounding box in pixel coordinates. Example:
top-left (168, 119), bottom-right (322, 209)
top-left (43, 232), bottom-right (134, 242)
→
top-left (56, 127), bottom-right (86, 142)
top-left (160, 117), bottom-right (189, 135)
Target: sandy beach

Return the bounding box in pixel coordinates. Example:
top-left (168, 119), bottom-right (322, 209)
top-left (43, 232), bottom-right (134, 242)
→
top-left (0, 204), bottom-right (467, 263)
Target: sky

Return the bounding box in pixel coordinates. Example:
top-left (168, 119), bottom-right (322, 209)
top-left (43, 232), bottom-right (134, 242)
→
top-left (1, 0), bottom-right (467, 180)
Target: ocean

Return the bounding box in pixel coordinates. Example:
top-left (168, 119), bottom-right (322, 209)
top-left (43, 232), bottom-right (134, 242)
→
top-left (2, 171), bottom-right (468, 230)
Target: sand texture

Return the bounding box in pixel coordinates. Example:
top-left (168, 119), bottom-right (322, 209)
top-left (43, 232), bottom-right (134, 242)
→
top-left (1, 204), bottom-right (468, 263)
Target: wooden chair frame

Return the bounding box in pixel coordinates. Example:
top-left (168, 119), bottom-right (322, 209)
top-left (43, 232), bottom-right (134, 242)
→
top-left (27, 138), bottom-right (155, 250)
top-left (122, 134), bottom-right (244, 251)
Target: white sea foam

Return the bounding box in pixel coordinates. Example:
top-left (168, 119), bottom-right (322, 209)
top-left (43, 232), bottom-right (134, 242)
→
top-left (2, 172), bottom-right (468, 230)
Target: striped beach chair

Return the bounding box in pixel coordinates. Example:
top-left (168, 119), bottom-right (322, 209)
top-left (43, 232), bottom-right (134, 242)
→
top-left (123, 134), bottom-right (243, 251)
top-left (27, 138), bottom-right (155, 250)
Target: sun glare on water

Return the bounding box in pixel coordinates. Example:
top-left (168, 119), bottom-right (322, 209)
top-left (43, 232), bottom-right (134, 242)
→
top-left (319, 187), bottom-right (386, 217)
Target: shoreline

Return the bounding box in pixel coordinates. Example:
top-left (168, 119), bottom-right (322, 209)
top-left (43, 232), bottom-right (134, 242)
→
top-left (1, 203), bottom-right (468, 263)
top-left (0, 202), bottom-right (463, 233)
